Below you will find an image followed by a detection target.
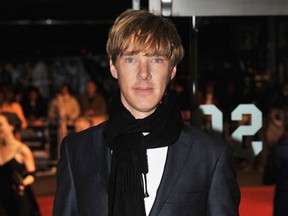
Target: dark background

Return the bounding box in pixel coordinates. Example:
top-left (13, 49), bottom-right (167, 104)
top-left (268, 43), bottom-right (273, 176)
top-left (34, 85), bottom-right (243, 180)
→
top-left (0, 0), bottom-right (144, 58)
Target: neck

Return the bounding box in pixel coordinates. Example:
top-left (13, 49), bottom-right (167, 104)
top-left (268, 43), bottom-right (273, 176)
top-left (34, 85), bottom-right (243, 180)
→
top-left (1, 133), bottom-right (17, 146)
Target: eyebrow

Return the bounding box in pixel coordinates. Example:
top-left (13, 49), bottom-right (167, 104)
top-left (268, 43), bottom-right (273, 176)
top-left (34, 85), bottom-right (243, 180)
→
top-left (121, 51), bottom-right (167, 58)
top-left (122, 51), bottom-right (135, 56)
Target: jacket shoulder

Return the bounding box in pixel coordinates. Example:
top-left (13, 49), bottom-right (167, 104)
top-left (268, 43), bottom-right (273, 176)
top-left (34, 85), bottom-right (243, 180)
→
top-left (61, 121), bottom-right (107, 155)
top-left (65, 121), bottom-right (106, 141)
top-left (181, 124), bottom-right (227, 150)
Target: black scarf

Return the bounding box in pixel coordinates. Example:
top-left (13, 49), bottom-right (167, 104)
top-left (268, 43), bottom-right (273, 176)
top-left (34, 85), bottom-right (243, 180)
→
top-left (103, 89), bottom-right (183, 216)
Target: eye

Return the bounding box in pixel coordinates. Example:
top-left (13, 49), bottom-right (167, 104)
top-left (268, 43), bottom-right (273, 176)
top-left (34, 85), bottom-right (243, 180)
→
top-left (125, 57), bottom-right (136, 63)
top-left (151, 57), bottom-right (164, 63)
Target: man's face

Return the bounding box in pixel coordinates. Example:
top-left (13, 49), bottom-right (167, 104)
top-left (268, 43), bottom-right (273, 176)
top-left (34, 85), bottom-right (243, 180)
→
top-left (110, 46), bottom-right (177, 119)
top-left (87, 81), bottom-right (97, 95)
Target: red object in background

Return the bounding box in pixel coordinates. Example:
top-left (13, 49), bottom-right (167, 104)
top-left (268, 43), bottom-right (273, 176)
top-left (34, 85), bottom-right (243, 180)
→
top-left (240, 186), bottom-right (274, 216)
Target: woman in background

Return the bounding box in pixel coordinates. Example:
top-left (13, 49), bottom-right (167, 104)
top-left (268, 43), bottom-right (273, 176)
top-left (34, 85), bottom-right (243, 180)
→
top-left (0, 111), bottom-right (40, 216)
top-left (0, 85), bottom-right (28, 129)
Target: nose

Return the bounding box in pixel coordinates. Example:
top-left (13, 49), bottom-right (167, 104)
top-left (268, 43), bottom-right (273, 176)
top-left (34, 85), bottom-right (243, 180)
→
top-left (137, 62), bottom-right (151, 80)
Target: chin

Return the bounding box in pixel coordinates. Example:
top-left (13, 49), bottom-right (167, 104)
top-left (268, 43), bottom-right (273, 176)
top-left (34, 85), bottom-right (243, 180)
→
top-left (136, 103), bottom-right (158, 113)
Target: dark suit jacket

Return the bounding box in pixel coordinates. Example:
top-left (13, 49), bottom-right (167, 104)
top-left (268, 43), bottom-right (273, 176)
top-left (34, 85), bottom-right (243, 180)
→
top-left (53, 123), bottom-right (240, 216)
top-left (263, 140), bottom-right (288, 216)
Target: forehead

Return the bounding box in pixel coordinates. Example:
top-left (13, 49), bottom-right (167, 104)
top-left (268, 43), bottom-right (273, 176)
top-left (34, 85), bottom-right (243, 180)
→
top-left (0, 115), bottom-right (8, 123)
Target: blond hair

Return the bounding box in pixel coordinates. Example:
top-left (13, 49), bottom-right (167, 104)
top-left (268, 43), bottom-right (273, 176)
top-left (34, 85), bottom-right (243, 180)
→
top-left (106, 9), bottom-right (184, 66)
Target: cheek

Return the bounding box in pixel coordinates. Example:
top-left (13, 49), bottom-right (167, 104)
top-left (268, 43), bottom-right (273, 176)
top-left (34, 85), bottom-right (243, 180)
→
top-left (118, 72), bottom-right (134, 85)
top-left (163, 73), bottom-right (173, 86)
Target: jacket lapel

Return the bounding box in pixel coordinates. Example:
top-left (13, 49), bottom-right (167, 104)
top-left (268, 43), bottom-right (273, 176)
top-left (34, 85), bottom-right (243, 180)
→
top-left (149, 133), bottom-right (194, 216)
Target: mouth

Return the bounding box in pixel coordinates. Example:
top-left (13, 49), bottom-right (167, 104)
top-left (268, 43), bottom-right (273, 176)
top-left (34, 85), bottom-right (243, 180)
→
top-left (134, 87), bottom-right (153, 95)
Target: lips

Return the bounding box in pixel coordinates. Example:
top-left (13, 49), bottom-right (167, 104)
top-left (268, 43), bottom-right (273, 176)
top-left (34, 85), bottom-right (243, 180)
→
top-left (134, 87), bottom-right (153, 95)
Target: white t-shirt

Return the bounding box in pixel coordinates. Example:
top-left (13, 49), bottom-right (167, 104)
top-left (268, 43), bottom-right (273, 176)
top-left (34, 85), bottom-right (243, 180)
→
top-left (144, 146), bottom-right (168, 214)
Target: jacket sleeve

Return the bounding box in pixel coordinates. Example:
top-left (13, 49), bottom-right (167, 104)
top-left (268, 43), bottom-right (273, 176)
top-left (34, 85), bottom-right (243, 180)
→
top-left (207, 144), bottom-right (241, 216)
top-left (53, 137), bottom-right (79, 216)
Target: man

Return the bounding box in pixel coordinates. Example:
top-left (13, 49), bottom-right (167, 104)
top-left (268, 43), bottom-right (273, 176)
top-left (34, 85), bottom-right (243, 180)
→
top-left (53, 9), bottom-right (240, 216)
top-left (79, 80), bottom-right (107, 126)
top-left (48, 83), bottom-right (81, 127)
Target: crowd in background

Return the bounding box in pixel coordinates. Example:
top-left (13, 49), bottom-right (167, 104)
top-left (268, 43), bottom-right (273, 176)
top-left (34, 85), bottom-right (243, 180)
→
top-left (1, 56), bottom-right (288, 173)
top-left (0, 79), bottom-right (108, 137)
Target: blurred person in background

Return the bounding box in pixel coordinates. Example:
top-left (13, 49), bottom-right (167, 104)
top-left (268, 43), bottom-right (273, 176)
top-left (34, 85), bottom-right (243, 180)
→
top-left (74, 116), bottom-right (92, 133)
top-left (0, 111), bottom-right (40, 216)
top-left (21, 86), bottom-right (48, 127)
top-left (48, 83), bottom-right (81, 139)
top-left (79, 79), bottom-right (107, 126)
top-left (0, 85), bottom-right (28, 129)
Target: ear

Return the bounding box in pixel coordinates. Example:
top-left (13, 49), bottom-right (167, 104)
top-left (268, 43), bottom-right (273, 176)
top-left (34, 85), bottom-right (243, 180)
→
top-left (170, 66), bottom-right (177, 80)
top-left (109, 59), bottom-right (118, 79)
